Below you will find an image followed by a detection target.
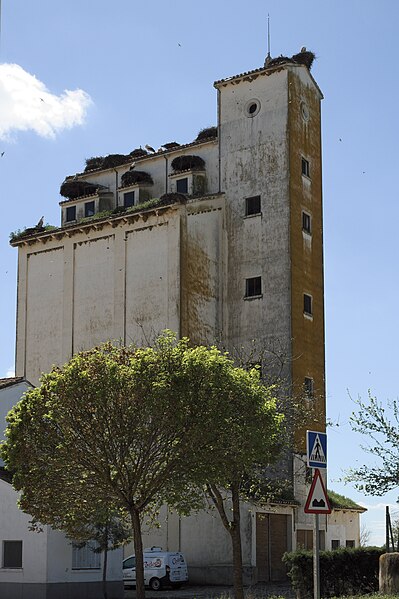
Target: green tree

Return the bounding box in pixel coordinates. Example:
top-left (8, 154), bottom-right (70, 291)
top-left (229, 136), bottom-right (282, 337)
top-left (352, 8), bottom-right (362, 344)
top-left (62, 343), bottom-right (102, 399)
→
top-left (68, 507), bottom-right (131, 583)
top-left (205, 372), bottom-right (284, 599)
top-left (208, 340), bottom-right (319, 599)
top-left (347, 392), bottom-right (399, 496)
top-left (1, 332), bottom-right (282, 599)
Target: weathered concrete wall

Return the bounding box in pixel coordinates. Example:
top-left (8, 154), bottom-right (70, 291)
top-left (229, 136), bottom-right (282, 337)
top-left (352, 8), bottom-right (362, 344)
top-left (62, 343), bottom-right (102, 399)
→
top-left (125, 219), bottom-right (180, 346)
top-left (24, 247), bottom-right (65, 382)
top-left (0, 479), bottom-right (48, 584)
top-left (288, 66), bottom-right (325, 449)
top-left (46, 528), bottom-right (122, 583)
top-left (181, 198), bottom-right (225, 345)
top-left (326, 509), bottom-right (361, 549)
top-left (217, 67), bottom-right (293, 397)
top-left (15, 198), bottom-right (224, 385)
top-left (124, 500), bottom-right (257, 585)
top-left (73, 234), bottom-right (116, 351)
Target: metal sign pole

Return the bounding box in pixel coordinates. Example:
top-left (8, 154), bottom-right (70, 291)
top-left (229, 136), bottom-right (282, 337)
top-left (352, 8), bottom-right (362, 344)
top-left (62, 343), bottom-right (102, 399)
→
top-left (314, 513), bottom-right (320, 599)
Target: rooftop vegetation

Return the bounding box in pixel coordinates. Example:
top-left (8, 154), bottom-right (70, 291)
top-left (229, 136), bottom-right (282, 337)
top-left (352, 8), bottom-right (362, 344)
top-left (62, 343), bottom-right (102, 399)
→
top-left (10, 224), bottom-right (57, 242)
top-left (328, 490), bottom-right (365, 511)
top-left (9, 196), bottom-right (183, 243)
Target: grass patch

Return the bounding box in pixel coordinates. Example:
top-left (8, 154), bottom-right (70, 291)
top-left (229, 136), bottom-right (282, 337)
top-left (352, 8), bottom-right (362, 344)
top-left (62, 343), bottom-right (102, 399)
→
top-left (330, 596), bottom-right (399, 599)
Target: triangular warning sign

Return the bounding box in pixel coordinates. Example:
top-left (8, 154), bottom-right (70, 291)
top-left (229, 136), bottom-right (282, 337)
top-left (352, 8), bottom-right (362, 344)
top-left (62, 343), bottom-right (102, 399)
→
top-left (304, 469), bottom-right (331, 514)
top-left (309, 434), bottom-right (326, 465)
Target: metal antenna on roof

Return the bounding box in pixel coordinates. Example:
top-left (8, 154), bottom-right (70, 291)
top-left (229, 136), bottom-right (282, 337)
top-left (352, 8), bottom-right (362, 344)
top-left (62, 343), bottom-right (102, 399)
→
top-left (264, 13), bottom-right (271, 66)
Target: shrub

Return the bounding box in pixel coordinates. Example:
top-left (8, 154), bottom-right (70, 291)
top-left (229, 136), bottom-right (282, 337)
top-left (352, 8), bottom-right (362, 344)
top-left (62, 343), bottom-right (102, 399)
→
top-left (283, 546), bottom-right (384, 599)
top-left (158, 193), bottom-right (187, 205)
top-left (10, 224), bottom-right (57, 242)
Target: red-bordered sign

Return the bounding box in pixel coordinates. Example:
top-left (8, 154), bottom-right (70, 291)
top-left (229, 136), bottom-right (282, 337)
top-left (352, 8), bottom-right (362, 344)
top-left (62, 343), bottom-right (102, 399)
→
top-left (304, 468), bottom-right (331, 514)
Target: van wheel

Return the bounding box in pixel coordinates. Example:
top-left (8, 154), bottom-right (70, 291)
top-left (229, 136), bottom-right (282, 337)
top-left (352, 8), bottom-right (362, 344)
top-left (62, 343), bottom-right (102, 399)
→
top-left (150, 577), bottom-right (162, 591)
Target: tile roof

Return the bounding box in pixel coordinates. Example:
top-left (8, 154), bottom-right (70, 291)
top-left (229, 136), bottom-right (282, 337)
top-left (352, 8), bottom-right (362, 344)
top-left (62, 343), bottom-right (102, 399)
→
top-left (0, 377), bottom-right (25, 390)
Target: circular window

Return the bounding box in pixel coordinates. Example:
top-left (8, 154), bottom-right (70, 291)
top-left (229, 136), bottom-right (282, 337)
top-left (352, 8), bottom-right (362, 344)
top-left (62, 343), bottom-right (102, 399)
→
top-left (245, 99), bottom-right (261, 118)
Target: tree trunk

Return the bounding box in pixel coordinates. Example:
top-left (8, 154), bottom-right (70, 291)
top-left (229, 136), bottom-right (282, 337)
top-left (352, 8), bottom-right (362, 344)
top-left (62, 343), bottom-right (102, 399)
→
top-left (102, 545), bottom-right (108, 582)
top-left (207, 483), bottom-right (245, 599)
top-left (130, 506), bottom-right (145, 599)
top-left (231, 482), bottom-right (244, 599)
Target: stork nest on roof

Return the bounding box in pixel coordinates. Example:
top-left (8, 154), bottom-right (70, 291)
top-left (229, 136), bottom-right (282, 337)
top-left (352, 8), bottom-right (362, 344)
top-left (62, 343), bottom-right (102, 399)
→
top-left (268, 50), bottom-right (316, 71)
top-left (129, 148), bottom-right (148, 158)
top-left (84, 154), bottom-right (132, 172)
top-left (171, 155), bottom-right (205, 172)
top-left (196, 126), bottom-right (217, 141)
top-left (60, 179), bottom-right (101, 200)
top-left (120, 170), bottom-right (153, 187)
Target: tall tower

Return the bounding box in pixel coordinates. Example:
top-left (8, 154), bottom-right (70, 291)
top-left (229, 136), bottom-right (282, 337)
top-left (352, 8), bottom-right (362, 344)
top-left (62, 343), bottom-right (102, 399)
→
top-left (215, 51), bottom-right (325, 445)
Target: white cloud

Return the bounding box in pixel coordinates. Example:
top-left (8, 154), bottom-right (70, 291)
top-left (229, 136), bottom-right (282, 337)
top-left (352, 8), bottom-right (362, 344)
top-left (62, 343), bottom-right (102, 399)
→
top-left (358, 501), bottom-right (398, 511)
top-left (5, 366), bottom-right (15, 377)
top-left (0, 63), bottom-right (92, 141)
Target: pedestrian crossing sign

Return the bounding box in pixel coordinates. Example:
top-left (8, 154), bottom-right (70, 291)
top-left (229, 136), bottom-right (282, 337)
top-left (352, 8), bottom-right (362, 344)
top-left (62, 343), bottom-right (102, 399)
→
top-left (306, 430), bottom-right (327, 469)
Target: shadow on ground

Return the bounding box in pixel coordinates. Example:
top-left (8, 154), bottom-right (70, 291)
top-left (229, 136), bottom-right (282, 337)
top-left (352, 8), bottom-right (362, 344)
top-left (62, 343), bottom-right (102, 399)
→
top-left (124, 582), bottom-right (294, 599)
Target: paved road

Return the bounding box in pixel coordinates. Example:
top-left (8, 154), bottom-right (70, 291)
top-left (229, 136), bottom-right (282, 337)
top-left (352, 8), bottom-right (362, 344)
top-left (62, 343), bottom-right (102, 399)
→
top-left (124, 582), bottom-right (295, 599)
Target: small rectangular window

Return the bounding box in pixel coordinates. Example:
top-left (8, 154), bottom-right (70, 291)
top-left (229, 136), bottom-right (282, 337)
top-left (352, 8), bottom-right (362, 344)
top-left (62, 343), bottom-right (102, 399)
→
top-left (302, 157), bottom-right (310, 178)
top-left (331, 540), bottom-right (340, 550)
top-left (245, 276), bottom-right (262, 298)
top-left (72, 542), bottom-right (101, 570)
top-left (176, 178), bottom-right (188, 194)
top-left (302, 211), bottom-right (311, 234)
top-left (346, 540), bottom-right (355, 548)
top-left (66, 206), bottom-right (76, 222)
top-left (3, 541), bottom-right (22, 568)
top-left (304, 377), bottom-right (314, 399)
top-left (84, 201), bottom-right (95, 217)
top-left (245, 195), bottom-right (261, 216)
top-left (124, 191), bottom-right (135, 207)
top-left (304, 293), bottom-right (312, 316)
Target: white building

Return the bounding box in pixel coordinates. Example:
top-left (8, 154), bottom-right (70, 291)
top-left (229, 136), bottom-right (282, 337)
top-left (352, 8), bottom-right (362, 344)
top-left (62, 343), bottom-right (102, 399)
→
top-left (0, 378), bottom-right (123, 598)
top-left (8, 48), bottom-right (364, 584)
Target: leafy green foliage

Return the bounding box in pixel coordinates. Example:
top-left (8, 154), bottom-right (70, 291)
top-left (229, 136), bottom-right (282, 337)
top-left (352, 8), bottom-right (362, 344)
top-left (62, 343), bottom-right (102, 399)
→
top-left (347, 392), bottom-right (399, 497)
top-left (9, 224), bottom-right (57, 242)
top-left (283, 547), bottom-right (384, 599)
top-left (1, 331), bottom-right (281, 599)
top-left (66, 507), bottom-right (130, 552)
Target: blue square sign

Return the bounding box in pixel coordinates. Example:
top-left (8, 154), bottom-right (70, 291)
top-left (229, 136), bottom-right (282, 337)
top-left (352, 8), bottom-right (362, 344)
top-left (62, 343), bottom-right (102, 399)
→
top-left (306, 430), bottom-right (327, 469)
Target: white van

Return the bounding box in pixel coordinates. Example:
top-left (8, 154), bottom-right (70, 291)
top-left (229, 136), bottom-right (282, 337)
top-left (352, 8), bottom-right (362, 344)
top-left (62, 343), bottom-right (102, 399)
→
top-left (123, 547), bottom-right (188, 590)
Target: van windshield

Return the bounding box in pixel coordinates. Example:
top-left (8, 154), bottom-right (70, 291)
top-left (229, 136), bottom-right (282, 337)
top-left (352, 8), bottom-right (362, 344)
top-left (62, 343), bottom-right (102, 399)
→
top-left (123, 557), bottom-right (136, 569)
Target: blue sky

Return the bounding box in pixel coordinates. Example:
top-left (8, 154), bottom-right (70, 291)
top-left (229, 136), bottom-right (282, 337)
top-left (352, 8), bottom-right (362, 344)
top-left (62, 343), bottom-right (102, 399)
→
top-left (1, 0), bottom-right (398, 545)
